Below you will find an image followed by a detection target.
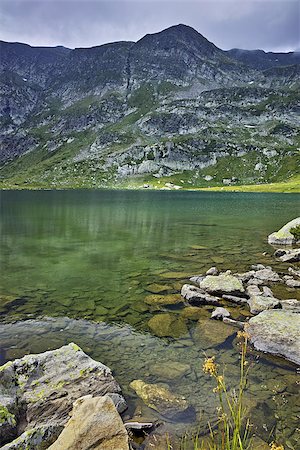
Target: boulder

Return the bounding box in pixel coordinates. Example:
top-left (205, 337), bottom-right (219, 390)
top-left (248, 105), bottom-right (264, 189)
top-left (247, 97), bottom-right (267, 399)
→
top-left (129, 380), bottom-right (191, 420)
top-left (280, 299), bottom-right (300, 312)
top-left (279, 249), bottom-right (300, 263)
top-left (148, 313), bottom-right (188, 338)
top-left (211, 307), bottom-right (230, 320)
top-left (206, 267), bottom-right (218, 276)
top-left (247, 295), bottom-right (280, 315)
top-left (285, 278), bottom-right (300, 288)
top-left (253, 268), bottom-right (281, 282)
top-left (245, 310), bottom-right (300, 365)
top-left (189, 275), bottom-right (205, 285)
top-left (48, 395), bottom-right (129, 450)
top-left (0, 343), bottom-right (125, 449)
top-left (181, 284), bottom-right (220, 305)
top-left (199, 274), bottom-right (245, 296)
top-left (268, 217), bottom-right (300, 245)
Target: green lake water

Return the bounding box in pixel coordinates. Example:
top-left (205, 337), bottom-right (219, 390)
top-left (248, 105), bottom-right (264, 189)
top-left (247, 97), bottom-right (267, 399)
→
top-left (0, 190), bottom-right (299, 447)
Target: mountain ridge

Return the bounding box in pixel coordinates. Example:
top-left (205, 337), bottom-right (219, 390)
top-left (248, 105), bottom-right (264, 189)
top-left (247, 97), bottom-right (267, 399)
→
top-left (0, 24), bottom-right (299, 190)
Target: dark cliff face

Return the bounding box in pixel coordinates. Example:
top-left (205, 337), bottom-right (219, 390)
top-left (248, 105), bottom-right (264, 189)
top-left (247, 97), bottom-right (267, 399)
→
top-left (0, 24), bottom-right (299, 187)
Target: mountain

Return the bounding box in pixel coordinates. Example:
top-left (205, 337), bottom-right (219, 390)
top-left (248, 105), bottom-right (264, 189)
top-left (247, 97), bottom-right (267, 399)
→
top-left (227, 48), bottom-right (300, 70)
top-left (0, 24), bottom-right (299, 189)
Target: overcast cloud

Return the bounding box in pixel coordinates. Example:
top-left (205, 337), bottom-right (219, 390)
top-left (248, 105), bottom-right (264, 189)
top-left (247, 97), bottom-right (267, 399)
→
top-left (0, 0), bottom-right (299, 52)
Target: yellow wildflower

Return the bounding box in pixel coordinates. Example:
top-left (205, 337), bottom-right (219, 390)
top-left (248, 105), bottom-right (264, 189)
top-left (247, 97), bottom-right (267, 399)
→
top-left (203, 357), bottom-right (218, 376)
top-left (270, 443), bottom-right (284, 450)
top-left (237, 330), bottom-right (249, 340)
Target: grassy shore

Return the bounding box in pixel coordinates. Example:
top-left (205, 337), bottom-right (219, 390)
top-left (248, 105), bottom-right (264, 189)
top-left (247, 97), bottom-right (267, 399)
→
top-left (0, 176), bottom-right (299, 193)
top-left (197, 176), bottom-right (300, 193)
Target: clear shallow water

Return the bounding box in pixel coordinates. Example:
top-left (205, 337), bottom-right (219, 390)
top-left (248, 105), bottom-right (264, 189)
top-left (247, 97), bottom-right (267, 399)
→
top-left (0, 190), bottom-right (299, 447)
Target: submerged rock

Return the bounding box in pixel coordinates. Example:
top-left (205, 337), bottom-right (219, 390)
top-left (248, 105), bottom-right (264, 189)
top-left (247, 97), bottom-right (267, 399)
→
top-left (246, 310), bottom-right (300, 365)
top-left (150, 361), bottom-right (190, 380)
top-left (0, 343), bottom-right (125, 449)
top-left (48, 395), bottom-right (129, 450)
top-left (145, 283), bottom-right (175, 294)
top-left (180, 306), bottom-right (204, 321)
top-left (199, 274), bottom-right (245, 296)
top-left (268, 217), bottom-right (300, 245)
top-left (144, 294), bottom-right (183, 306)
top-left (148, 313), bottom-right (188, 338)
top-left (129, 380), bottom-right (191, 420)
top-left (193, 318), bottom-right (235, 348)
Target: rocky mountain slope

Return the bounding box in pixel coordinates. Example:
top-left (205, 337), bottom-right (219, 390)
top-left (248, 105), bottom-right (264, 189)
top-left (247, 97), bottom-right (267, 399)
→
top-left (0, 24), bottom-right (299, 189)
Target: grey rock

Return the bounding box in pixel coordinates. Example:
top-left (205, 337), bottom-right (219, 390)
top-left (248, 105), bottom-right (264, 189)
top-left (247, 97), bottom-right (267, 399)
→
top-left (268, 217), bottom-right (300, 245)
top-left (262, 286), bottom-right (274, 297)
top-left (251, 264), bottom-right (265, 270)
top-left (279, 249), bottom-right (300, 263)
top-left (48, 395), bottom-right (129, 450)
top-left (181, 284), bottom-right (220, 305)
top-left (236, 271), bottom-right (256, 282)
top-left (247, 295), bottom-right (280, 315)
top-left (246, 310), bottom-right (300, 365)
top-left (222, 317), bottom-right (244, 329)
top-left (222, 294), bottom-right (248, 304)
top-left (199, 274), bottom-right (245, 296)
top-left (280, 299), bottom-right (300, 312)
top-left (253, 268), bottom-right (281, 282)
top-left (246, 285), bottom-right (262, 297)
top-left (189, 275), bottom-right (204, 285)
top-left (288, 267), bottom-right (300, 278)
top-left (285, 278), bottom-right (300, 288)
top-left (0, 343), bottom-right (125, 448)
top-left (211, 307), bottom-right (230, 320)
top-left (206, 267), bottom-right (219, 276)
top-left (247, 278), bottom-right (264, 286)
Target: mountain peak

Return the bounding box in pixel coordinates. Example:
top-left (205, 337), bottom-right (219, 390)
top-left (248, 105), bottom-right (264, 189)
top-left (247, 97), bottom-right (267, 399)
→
top-left (135, 23), bottom-right (220, 57)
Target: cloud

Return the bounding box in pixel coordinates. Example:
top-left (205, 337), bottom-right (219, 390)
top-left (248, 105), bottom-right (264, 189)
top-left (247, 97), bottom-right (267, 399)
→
top-left (0, 0), bottom-right (299, 52)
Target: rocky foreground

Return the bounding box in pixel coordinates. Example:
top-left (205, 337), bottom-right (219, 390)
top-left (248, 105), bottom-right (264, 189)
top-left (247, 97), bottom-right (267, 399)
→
top-left (0, 219), bottom-right (299, 449)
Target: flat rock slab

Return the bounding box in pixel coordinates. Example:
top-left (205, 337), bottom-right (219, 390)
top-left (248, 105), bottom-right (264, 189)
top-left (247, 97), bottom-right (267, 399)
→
top-left (148, 313), bottom-right (188, 338)
top-left (199, 274), bottom-right (244, 296)
top-left (247, 295), bottom-right (280, 314)
top-left (144, 294), bottom-right (183, 306)
top-left (48, 395), bottom-right (129, 450)
top-left (245, 310), bottom-right (300, 365)
top-left (268, 217), bottom-right (300, 245)
top-left (279, 249), bottom-right (300, 263)
top-left (129, 380), bottom-right (191, 420)
top-left (0, 343), bottom-right (125, 449)
top-left (253, 268), bottom-right (281, 282)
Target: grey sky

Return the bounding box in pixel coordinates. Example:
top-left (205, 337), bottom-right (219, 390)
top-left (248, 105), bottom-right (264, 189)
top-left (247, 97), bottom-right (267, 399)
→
top-left (0, 0), bottom-right (299, 52)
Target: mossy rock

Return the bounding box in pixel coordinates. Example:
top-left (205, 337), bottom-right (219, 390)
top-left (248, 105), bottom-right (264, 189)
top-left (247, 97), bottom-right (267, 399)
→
top-left (144, 294), bottom-right (183, 306)
top-left (148, 313), bottom-right (188, 338)
top-left (268, 217), bottom-right (300, 245)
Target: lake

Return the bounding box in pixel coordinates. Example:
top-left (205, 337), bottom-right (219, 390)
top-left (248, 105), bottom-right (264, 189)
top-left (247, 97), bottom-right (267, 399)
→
top-left (0, 190), bottom-right (299, 446)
